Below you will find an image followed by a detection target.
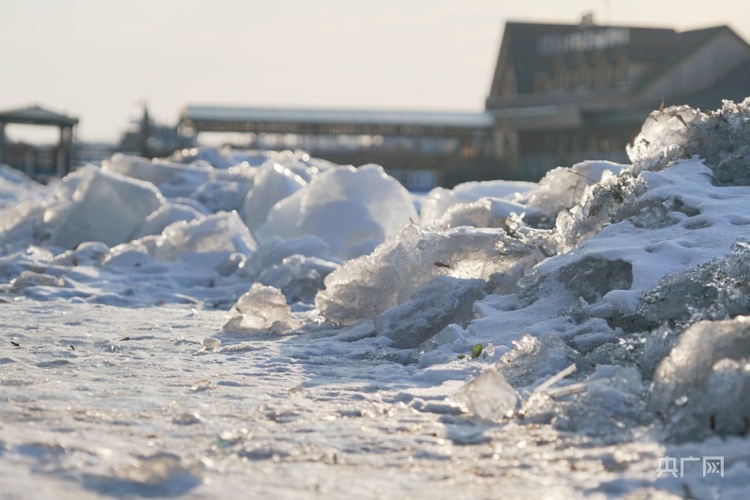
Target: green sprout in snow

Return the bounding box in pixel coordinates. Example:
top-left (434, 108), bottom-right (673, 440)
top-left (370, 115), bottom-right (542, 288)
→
top-left (457, 343), bottom-right (484, 360)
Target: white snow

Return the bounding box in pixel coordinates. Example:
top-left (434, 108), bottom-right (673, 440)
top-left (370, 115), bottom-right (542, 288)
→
top-left (2, 100), bottom-right (750, 498)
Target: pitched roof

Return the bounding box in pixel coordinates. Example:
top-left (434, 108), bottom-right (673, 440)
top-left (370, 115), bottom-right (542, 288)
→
top-left (670, 59), bottom-right (750, 110)
top-left (0, 105), bottom-right (78, 127)
top-left (490, 21), bottom-right (744, 98)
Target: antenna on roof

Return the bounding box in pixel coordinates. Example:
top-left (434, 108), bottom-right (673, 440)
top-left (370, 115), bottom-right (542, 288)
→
top-left (580, 12), bottom-right (595, 27)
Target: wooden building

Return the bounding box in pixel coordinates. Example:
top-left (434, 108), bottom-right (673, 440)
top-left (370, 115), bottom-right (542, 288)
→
top-left (486, 19), bottom-right (750, 180)
top-left (0, 105), bottom-right (78, 178)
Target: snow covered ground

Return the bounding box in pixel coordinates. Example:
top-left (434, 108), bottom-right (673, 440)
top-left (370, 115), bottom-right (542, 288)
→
top-left (2, 101), bottom-right (750, 498)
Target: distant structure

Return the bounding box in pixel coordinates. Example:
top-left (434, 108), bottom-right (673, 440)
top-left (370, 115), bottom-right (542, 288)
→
top-left (118, 103), bottom-right (183, 159)
top-left (178, 20), bottom-right (750, 187)
top-left (7, 19), bottom-right (749, 186)
top-left (178, 106), bottom-right (494, 189)
top-left (0, 105), bottom-right (78, 177)
top-left (486, 18), bottom-right (750, 179)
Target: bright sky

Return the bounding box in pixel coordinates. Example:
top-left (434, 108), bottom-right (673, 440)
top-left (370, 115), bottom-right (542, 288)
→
top-left (2, 0), bottom-right (749, 143)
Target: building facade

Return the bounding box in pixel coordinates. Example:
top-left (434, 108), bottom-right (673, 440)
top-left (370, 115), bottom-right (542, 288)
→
top-left (486, 19), bottom-right (750, 180)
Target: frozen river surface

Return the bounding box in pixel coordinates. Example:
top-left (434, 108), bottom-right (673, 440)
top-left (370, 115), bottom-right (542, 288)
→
top-left (1, 300), bottom-right (743, 499)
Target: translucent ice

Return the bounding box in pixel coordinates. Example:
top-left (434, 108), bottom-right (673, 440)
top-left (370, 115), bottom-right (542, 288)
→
top-left (433, 197), bottom-right (537, 230)
top-left (628, 99), bottom-right (750, 184)
top-left (452, 367), bottom-right (518, 421)
top-left (223, 283), bottom-right (300, 333)
top-left (651, 316), bottom-right (750, 440)
top-left (498, 333), bottom-right (579, 388)
top-left (256, 254), bottom-right (339, 305)
top-left (527, 160), bottom-right (626, 224)
top-left (316, 224), bottom-right (544, 324)
top-left (375, 276), bottom-right (486, 349)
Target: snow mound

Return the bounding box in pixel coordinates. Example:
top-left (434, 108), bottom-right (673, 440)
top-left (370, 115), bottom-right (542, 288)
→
top-left (257, 164), bottom-right (417, 259)
top-left (240, 161), bottom-right (306, 234)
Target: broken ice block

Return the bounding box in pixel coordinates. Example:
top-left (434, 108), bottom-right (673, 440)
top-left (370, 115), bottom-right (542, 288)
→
top-left (651, 316), bottom-right (750, 440)
top-left (223, 283), bottom-right (300, 334)
top-left (375, 276), bottom-right (486, 349)
top-left (453, 367), bottom-right (518, 421)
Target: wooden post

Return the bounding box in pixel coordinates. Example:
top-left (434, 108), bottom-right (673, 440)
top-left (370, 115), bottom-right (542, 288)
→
top-left (0, 123), bottom-right (5, 165)
top-left (57, 126), bottom-right (65, 177)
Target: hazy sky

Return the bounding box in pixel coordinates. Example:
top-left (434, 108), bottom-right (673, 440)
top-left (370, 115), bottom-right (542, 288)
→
top-left (2, 0), bottom-right (749, 142)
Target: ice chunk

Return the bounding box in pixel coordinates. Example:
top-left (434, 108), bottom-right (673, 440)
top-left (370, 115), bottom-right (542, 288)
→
top-left (256, 254), bottom-right (339, 305)
top-left (634, 241), bottom-right (750, 331)
top-left (52, 241), bottom-right (109, 267)
top-left (452, 367), bottom-right (518, 421)
top-left (189, 178), bottom-right (250, 213)
top-left (223, 283), bottom-right (300, 333)
top-left (628, 99), bottom-right (750, 185)
top-left (375, 276), bottom-right (486, 349)
top-left (43, 166), bottom-right (163, 249)
top-left (420, 179), bottom-right (536, 224)
top-left (243, 235), bottom-right (335, 278)
top-left (553, 365), bottom-right (647, 435)
top-left (527, 161), bottom-right (626, 222)
top-left (557, 256), bottom-right (633, 303)
top-left (151, 211), bottom-right (256, 263)
top-left (256, 164), bottom-right (417, 259)
top-left (240, 161), bottom-right (306, 234)
top-left (316, 224), bottom-right (544, 324)
top-left (130, 203), bottom-right (203, 239)
top-left (0, 163), bottom-right (46, 208)
top-left (498, 333), bottom-right (579, 388)
top-left (651, 316), bottom-right (750, 440)
top-left (434, 197), bottom-right (539, 230)
top-left (103, 153), bottom-right (212, 198)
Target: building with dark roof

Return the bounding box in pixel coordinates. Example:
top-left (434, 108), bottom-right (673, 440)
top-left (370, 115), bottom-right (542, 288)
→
top-left (0, 105), bottom-right (78, 177)
top-left (485, 19), bottom-right (750, 180)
